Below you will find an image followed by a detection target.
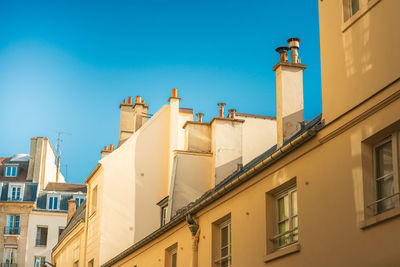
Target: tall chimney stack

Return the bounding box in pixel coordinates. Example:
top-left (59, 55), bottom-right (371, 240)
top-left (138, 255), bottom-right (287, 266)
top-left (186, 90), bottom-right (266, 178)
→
top-left (228, 109), bottom-right (236, 119)
top-left (118, 95), bottom-right (149, 147)
top-left (273, 37), bottom-right (307, 147)
top-left (196, 113), bottom-right (204, 122)
top-left (67, 199), bottom-right (77, 223)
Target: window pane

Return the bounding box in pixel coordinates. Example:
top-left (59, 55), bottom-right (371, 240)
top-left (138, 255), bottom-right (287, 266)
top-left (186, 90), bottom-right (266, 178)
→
top-left (221, 226), bottom-right (228, 248)
top-left (291, 191), bottom-right (297, 216)
top-left (377, 176), bottom-right (395, 212)
top-left (278, 195), bottom-right (289, 221)
top-left (171, 252), bottom-right (177, 267)
top-left (351, 0), bottom-right (359, 15)
top-left (376, 141), bottom-right (393, 178)
top-left (54, 197), bottom-right (58, 209)
top-left (278, 220), bottom-right (290, 246)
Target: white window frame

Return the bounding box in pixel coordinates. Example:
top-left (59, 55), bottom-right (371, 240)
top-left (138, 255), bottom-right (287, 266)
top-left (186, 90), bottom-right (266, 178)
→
top-left (272, 186), bottom-right (298, 250)
top-left (74, 194), bottom-right (86, 208)
top-left (369, 133), bottom-right (400, 215)
top-left (2, 246), bottom-right (17, 267)
top-left (215, 219), bottom-right (231, 267)
top-left (47, 194), bottom-right (61, 210)
top-left (34, 256), bottom-right (46, 267)
top-left (4, 165), bottom-right (18, 177)
top-left (161, 204), bottom-right (168, 226)
top-left (170, 247), bottom-right (177, 267)
top-left (8, 183), bottom-right (24, 201)
top-left (5, 214), bottom-right (20, 235)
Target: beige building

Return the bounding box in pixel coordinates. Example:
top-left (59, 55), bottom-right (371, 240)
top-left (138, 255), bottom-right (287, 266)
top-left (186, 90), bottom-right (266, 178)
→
top-left (0, 137), bottom-right (86, 267)
top-left (52, 0), bottom-right (400, 266)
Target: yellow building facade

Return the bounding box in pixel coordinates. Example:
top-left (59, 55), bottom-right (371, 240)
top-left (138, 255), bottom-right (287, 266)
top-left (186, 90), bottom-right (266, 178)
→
top-left (52, 0), bottom-right (400, 266)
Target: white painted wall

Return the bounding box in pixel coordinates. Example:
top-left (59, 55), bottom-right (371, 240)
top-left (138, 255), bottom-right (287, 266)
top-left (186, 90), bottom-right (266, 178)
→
top-left (25, 211), bottom-right (66, 267)
top-left (238, 116), bottom-right (277, 165)
top-left (43, 141), bottom-right (65, 185)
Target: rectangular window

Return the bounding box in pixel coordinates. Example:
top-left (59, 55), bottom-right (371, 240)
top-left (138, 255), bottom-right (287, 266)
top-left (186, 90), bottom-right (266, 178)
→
top-left (88, 259), bottom-right (94, 267)
top-left (2, 247), bottom-right (17, 266)
top-left (91, 186), bottom-right (98, 214)
top-left (164, 243), bottom-right (177, 267)
top-left (34, 256), bottom-right (46, 267)
top-left (213, 217), bottom-right (231, 267)
top-left (73, 260), bottom-right (79, 267)
top-left (10, 186), bottom-right (22, 201)
top-left (35, 226), bottom-right (48, 247)
top-left (343, 0), bottom-right (360, 21)
top-left (48, 195), bottom-right (60, 210)
top-left (161, 205), bottom-right (168, 226)
top-left (58, 227), bottom-right (65, 239)
top-left (273, 186), bottom-right (298, 249)
top-left (74, 196), bottom-right (85, 209)
top-left (5, 215), bottom-right (20, 235)
top-left (4, 166), bottom-right (18, 177)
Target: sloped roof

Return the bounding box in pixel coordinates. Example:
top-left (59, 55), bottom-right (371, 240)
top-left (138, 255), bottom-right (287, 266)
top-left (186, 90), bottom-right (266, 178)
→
top-left (0, 157), bottom-right (30, 182)
top-left (44, 182), bottom-right (87, 193)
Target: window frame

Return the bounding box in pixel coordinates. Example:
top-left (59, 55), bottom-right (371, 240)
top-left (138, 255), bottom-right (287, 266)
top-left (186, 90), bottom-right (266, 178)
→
top-left (342, 0), bottom-right (381, 32)
top-left (4, 165), bottom-right (18, 177)
top-left (90, 186), bottom-right (98, 215)
top-left (34, 256), bottom-right (46, 267)
top-left (5, 214), bottom-right (20, 235)
top-left (2, 246), bottom-right (17, 266)
top-left (214, 219), bottom-right (231, 267)
top-left (35, 226), bottom-right (48, 247)
top-left (272, 186), bottom-right (298, 250)
top-left (8, 183), bottom-right (24, 201)
top-left (47, 194), bottom-right (60, 210)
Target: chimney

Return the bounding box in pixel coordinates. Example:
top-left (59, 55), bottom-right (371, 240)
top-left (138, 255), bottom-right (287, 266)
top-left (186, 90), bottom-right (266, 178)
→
top-left (196, 113), bottom-right (204, 122)
top-left (118, 95), bottom-right (149, 146)
top-left (100, 144), bottom-right (113, 159)
top-left (273, 37), bottom-right (307, 147)
top-left (217, 103), bottom-right (226, 117)
top-left (228, 109), bottom-right (236, 119)
top-left (67, 199), bottom-right (77, 222)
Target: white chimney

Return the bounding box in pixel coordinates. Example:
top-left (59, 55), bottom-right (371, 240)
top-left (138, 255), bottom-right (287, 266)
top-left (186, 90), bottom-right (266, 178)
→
top-left (273, 37), bottom-right (307, 147)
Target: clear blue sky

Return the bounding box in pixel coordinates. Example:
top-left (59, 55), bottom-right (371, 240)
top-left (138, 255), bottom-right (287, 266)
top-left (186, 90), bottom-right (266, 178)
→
top-left (0, 0), bottom-right (321, 183)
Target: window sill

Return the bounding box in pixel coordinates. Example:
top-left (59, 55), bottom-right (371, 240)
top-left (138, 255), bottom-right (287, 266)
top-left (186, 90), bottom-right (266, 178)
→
top-left (342, 0), bottom-right (381, 32)
top-left (35, 245), bottom-right (47, 248)
top-left (360, 207), bottom-right (400, 229)
top-left (263, 243), bottom-right (300, 263)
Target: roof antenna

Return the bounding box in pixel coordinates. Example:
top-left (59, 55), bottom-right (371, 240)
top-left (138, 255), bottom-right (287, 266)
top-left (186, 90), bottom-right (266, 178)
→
top-left (55, 131), bottom-right (71, 182)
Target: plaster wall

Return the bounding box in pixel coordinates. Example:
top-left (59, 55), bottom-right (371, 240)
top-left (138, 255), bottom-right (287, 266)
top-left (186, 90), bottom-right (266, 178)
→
top-left (184, 123), bottom-right (211, 152)
top-left (319, 0), bottom-right (400, 123)
top-left (238, 116), bottom-right (277, 165)
top-left (25, 211), bottom-right (66, 266)
top-left (111, 87), bottom-right (400, 267)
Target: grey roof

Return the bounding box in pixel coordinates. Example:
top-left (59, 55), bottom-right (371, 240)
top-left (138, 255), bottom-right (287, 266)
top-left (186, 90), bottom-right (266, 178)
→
top-left (0, 182), bottom-right (38, 202)
top-left (44, 182), bottom-right (87, 193)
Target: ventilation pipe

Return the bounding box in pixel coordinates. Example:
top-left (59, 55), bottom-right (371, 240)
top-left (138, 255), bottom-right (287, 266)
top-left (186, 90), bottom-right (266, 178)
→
top-left (217, 103), bottom-right (226, 118)
top-left (287, 37), bottom-right (301, 63)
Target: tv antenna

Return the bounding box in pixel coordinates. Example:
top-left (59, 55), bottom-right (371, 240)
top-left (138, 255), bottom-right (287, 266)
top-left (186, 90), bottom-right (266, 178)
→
top-left (55, 131), bottom-right (71, 181)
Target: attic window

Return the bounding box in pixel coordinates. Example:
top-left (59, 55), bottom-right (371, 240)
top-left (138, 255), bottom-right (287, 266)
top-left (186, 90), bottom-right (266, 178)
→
top-left (4, 166), bottom-right (18, 177)
top-left (157, 196), bottom-right (169, 227)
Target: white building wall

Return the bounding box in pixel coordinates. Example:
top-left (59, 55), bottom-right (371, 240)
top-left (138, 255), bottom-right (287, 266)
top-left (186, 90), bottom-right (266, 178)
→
top-left (25, 211), bottom-right (66, 267)
top-left (43, 142), bottom-right (65, 185)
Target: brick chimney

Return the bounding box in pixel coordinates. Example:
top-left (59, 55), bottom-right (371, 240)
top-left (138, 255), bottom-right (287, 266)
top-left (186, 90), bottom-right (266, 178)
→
top-left (118, 96), bottom-right (149, 146)
top-left (273, 37), bottom-right (307, 147)
top-left (67, 199), bottom-right (77, 222)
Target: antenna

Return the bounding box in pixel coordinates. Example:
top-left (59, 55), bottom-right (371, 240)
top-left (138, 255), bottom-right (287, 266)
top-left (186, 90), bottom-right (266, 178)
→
top-left (55, 131), bottom-right (71, 182)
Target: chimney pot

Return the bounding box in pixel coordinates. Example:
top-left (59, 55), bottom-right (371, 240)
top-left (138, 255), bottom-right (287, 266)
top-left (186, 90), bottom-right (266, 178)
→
top-left (142, 100), bottom-right (145, 104)
top-left (275, 46), bottom-right (289, 62)
top-left (104, 146), bottom-right (107, 151)
top-left (217, 103), bottom-right (226, 117)
top-left (123, 99), bottom-right (127, 104)
top-left (128, 96), bottom-right (133, 104)
top-left (228, 109), bottom-right (237, 119)
top-left (287, 37), bottom-right (301, 63)
top-left (109, 144), bottom-right (114, 151)
top-left (172, 88), bottom-right (178, 98)
top-left (135, 96), bottom-right (142, 103)
top-left (67, 199), bottom-right (77, 223)
top-left (196, 113), bottom-right (204, 122)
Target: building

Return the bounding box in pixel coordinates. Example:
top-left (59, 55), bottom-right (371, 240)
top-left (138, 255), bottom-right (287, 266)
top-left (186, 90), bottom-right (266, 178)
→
top-left (0, 137), bottom-right (86, 267)
top-left (53, 0), bottom-right (400, 266)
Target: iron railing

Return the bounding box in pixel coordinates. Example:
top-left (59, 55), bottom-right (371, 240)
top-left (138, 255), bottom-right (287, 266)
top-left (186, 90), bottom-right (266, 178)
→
top-left (4, 227), bottom-right (19, 235)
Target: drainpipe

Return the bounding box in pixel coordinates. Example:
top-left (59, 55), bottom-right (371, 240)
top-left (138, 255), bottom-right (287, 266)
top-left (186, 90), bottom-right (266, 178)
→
top-left (186, 214), bottom-right (200, 267)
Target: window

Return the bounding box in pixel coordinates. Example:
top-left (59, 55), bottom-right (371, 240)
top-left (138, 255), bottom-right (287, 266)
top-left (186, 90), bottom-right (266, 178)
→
top-left (73, 260), bottom-right (79, 267)
top-left (58, 227), bottom-right (65, 239)
top-left (74, 196), bottom-right (85, 209)
top-left (5, 215), bottom-right (20, 235)
top-left (9, 185), bottom-right (22, 201)
top-left (213, 216), bottom-right (231, 267)
top-left (91, 186), bottom-right (97, 214)
top-left (164, 243), bottom-right (177, 267)
top-left (88, 259), bottom-right (94, 267)
top-left (2, 247), bottom-right (17, 267)
top-left (273, 186), bottom-right (298, 249)
top-left (343, 0), bottom-right (359, 21)
top-left (157, 196), bottom-right (169, 227)
top-left (35, 226), bottom-right (48, 247)
top-left (4, 166), bottom-right (18, 177)
top-left (34, 256), bottom-right (45, 267)
top-left (47, 195), bottom-right (60, 210)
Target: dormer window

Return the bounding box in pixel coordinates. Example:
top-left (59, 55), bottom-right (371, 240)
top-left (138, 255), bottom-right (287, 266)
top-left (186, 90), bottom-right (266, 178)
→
top-left (47, 194), bottom-right (60, 210)
top-left (8, 184), bottom-right (24, 201)
top-left (74, 196), bottom-right (85, 209)
top-left (157, 196), bottom-right (169, 227)
top-left (4, 165), bottom-right (18, 177)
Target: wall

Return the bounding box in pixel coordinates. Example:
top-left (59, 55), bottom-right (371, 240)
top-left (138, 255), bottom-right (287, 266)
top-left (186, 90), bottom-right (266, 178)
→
top-left (319, 0), bottom-right (400, 124)
top-left (184, 123), bottom-right (211, 152)
top-left (52, 222), bottom-right (85, 266)
top-left (25, 211), bottom-right (66, 266)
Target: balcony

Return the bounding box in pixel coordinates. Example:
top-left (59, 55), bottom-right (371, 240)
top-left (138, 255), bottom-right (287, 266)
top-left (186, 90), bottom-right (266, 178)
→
top-left (4, 227), bottom-right (20, 235)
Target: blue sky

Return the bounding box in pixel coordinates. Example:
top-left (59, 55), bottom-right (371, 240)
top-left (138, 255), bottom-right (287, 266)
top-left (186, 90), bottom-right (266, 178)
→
top-left (0, 0), bottom-right (321, 183)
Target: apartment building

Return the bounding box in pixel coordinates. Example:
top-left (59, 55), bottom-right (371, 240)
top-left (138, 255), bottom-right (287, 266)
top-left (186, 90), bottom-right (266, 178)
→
top-left (53, 0), bottom-right (400, 266)
top-left (0, 137), bottom-right (86, 267)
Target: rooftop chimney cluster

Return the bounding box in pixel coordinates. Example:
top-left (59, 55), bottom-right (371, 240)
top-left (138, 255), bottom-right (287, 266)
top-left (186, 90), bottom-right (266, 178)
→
top-left (103, 144), bottom-right (114, 151)
top-left (276, 37), bottom-right (301, 64)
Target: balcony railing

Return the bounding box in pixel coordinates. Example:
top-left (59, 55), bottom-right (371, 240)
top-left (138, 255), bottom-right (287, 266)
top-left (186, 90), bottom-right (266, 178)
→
top-left (7, 197), bottom-right (22, 202)
top-left (1, 263), bottom-right (17, 267)
top-left (4, 227), bottom-right (20, 235)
